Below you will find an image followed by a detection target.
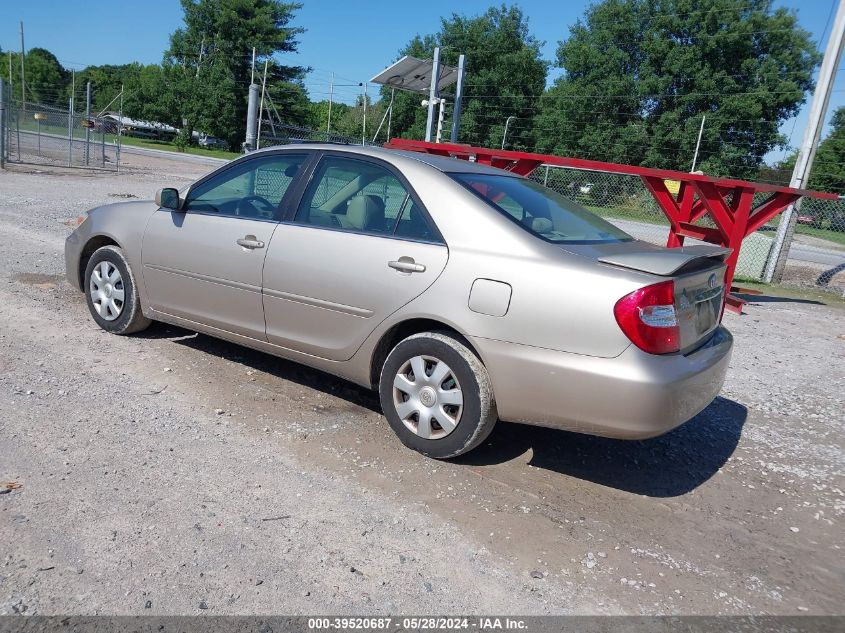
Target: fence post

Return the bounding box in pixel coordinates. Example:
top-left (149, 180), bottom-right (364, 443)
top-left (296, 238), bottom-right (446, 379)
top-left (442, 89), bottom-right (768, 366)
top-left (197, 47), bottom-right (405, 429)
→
top-left (15, 99), bottom-right (20, 160)
top-left (0, 78), bottom-right (5, 169)
top-left (67, 97), bottom-right (73, 166)
top-left (117, 86), bottom-right (122, 172)
top-left (85, 81), bottom-right (91, 166)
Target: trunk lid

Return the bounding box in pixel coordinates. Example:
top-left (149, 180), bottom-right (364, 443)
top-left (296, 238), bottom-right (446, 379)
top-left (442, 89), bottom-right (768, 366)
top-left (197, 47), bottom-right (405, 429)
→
top-left (596, 244), bottom-right (732, 276)
top-left (570, 240), bottom-right (730, 353)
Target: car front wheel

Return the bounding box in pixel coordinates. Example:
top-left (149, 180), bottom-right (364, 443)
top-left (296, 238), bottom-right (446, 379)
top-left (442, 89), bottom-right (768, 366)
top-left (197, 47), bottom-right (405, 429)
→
top-left (83, 245), bottom-right (151, 335)
top-left (379, 331), bottom-right (497, 459)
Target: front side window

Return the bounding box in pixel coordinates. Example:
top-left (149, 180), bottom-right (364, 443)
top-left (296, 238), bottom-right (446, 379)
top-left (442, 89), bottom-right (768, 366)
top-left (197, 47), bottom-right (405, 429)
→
top-left (294, 156), bottom-right (438, 241)
top-left (184, 154), bottom-right (306, 220)
top-left (452, 173), bottom-right (632, 244)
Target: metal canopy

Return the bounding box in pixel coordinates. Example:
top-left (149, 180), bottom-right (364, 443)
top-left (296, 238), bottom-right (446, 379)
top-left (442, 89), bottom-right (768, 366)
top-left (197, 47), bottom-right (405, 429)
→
top-left (370, 56), bottom-right (459, 94)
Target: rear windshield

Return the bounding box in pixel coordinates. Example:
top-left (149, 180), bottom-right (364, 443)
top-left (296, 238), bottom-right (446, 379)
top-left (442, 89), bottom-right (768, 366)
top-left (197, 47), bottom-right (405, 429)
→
top-left (451, 173), bottom-right (633, 244)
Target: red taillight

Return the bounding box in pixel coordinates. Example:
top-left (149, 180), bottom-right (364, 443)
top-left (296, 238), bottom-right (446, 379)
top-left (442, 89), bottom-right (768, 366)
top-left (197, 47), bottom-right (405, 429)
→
top-left (614, 280), bottom-right (680, 354)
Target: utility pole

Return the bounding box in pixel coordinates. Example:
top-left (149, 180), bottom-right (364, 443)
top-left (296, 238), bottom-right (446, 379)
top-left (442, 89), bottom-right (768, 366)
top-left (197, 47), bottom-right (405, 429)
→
top-left (245, 49), bottom-right (258, 152)
top-left (19, 21), bottom-right (26, 116)
top-left (327, 72), bottom-right (334, 138)
top-left (245, 83), bottom-right (259, 152)
top-left (765, 0), bottom-right (845, 283)
top-left (425, 46), bottom-right (441, 142)
top-left (690, 114), bottom-right (706, 172)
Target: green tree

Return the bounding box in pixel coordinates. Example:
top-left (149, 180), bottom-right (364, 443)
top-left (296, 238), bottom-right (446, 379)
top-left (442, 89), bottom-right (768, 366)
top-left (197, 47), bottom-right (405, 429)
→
top-left (0, 49), bottom-right (23, 102)
top-left (16, 48), bottom-right (69, 106)
top-left (260, 67), bottom-right (313, 130)
top-left (76, 64), bottom-right (136, 112)
top-left (164, 0), bottom-right (305, 148)
top-left (331, 94), bottom-right (385, 143)
top-left (535, 0), bottom-right (819, 178)
top-left (386, 4), bottom-right (547, 149)
top-left (807, 107), bottom-right (845, 194)
top-left (771, 108), bottom-right (845, 229)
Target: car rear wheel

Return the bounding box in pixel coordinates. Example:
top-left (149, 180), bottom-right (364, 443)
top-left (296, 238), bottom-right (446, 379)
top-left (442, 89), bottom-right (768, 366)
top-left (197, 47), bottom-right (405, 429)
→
top-left (84, 245), bottom-right (151, 335)
top-left (379, 331), bottom-right (497, 459)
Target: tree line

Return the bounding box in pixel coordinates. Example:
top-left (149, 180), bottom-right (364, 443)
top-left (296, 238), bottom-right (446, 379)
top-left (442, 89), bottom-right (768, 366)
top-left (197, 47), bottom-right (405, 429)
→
top-left (2, 0), bottom-right (843, 190)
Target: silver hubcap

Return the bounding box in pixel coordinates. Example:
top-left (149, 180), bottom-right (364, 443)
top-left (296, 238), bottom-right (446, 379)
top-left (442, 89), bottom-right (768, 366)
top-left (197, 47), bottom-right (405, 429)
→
top-left (89, 261), bottom-right (125, 321)
top-left (392, 355), bottom-right (463, 439)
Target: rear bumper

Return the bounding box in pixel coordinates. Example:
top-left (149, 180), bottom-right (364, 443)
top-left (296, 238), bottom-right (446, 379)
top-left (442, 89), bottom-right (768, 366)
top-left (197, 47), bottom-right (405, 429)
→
top-left (471, 326), bottom-right (733, 439)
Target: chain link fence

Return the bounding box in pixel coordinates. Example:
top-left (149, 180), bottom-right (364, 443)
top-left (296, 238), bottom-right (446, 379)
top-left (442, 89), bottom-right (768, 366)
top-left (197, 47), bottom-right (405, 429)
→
top-left (2, 78), bottom-right (841, 294)
top-left (257, 122), bottom-right (365, 148)
top-left (3, 97), bottom-right (121, 170)
top-left (531, 165), bottom-right (845, 294)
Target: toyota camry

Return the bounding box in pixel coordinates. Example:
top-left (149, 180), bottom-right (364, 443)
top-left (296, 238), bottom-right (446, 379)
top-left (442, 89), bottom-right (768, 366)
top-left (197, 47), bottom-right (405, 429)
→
top-left (65, 144), bottom-right (733, 458)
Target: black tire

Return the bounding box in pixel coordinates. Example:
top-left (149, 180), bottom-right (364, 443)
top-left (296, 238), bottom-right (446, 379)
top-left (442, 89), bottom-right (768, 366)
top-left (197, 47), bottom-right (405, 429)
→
top-left (83, 245), bottom-right (151, 335)
top-left (379, 331), bottom-right (497, 459)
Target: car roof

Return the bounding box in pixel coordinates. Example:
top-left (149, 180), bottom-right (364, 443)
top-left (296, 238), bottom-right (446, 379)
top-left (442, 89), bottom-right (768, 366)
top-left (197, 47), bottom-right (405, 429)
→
top-left (249, 143), bottom-right (519, 177)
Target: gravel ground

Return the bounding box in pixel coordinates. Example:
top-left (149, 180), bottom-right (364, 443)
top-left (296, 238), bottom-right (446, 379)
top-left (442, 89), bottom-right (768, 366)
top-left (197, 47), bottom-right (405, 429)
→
top-left (0, 156), bottom-right (843, 616)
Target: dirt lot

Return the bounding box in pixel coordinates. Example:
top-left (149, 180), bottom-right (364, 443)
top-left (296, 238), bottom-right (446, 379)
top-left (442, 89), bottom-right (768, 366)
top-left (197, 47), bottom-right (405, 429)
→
top-left (1, 155), bottom-right (843, 616)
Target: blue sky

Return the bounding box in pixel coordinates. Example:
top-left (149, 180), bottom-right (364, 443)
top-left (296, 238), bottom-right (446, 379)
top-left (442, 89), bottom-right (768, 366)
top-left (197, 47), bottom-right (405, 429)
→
top-left (1, 0), bottom-right (840, 164)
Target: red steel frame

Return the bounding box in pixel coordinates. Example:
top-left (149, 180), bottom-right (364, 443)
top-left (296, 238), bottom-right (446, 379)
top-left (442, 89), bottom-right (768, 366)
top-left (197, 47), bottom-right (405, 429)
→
top-left (386, 138), bottom-right (838, 313)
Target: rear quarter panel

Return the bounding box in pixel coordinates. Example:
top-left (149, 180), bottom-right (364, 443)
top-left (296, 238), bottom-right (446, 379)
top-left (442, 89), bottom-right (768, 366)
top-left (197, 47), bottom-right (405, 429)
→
top-left (367, 166), bottom-right (654, 359)
top-left (394, 244), bottom-right (650, 359)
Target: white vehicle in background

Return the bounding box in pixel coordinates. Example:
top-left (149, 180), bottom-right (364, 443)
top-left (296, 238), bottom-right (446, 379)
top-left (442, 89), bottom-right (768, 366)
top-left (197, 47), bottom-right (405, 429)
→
top-left (197, 133), bottom-right (229, 150)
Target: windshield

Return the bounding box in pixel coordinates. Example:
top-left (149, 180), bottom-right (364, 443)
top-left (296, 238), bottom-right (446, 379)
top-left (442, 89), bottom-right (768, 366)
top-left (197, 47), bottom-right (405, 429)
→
top-left (452, 173), bottom-right (633, 244)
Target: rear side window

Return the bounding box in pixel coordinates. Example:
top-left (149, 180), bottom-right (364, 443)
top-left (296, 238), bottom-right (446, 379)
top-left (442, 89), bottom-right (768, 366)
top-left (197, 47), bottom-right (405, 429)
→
top-left (294, 156), bottom-right (440, 242)
top-left (452, 173), bottom-right (632, 244)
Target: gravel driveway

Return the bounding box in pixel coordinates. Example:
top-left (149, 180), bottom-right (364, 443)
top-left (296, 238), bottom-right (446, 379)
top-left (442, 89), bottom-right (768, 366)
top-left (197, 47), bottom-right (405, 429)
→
top-left (1, 156), bottom-right (843, 616)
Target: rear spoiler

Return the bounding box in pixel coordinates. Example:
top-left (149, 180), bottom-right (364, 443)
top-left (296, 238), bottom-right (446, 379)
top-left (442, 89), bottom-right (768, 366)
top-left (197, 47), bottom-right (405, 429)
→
top-left (598, 245), bottom-right (732, 276)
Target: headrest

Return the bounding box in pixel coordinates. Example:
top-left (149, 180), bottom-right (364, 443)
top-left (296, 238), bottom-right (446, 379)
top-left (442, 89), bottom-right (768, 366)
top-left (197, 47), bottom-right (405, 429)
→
top-left (347, 195), bottom-right (385, 230)
top-left (531, 217), bottom-right (553, 233)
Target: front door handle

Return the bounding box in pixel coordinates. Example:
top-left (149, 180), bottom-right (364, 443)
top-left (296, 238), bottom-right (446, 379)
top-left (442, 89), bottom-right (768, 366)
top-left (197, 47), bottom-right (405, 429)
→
top-left (237, 235), bottom-right (265, 249)
top-left (388, 257), bottom-right (426, 273)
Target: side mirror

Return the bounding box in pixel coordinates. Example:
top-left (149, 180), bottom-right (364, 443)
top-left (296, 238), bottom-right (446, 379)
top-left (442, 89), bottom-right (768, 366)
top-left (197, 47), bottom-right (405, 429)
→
top-left (155, 188), bottom-right (182, 211)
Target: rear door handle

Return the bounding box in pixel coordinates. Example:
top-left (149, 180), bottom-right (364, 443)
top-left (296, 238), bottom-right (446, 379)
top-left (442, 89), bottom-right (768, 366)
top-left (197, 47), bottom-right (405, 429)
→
top-left (388, 258), bottom-right (426, 273)
top-left (237, 235), bottom-right (265, 249)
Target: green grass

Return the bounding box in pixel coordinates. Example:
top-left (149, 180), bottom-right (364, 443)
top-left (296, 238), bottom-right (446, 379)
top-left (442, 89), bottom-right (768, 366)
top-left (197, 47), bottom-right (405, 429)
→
top-left (731, 278), bottom-right (845, 306)
top-left (114, 136), bottom-right (239, 160)
top-left (586, 205), bottom-right (668, 225)
top-left (793, 224), bottom-right (845, 248)
top-left (588, 204), bottom-right (845, 249)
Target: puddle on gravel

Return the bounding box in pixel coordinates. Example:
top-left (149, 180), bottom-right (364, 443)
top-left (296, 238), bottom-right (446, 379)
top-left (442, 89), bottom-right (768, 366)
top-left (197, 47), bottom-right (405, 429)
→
top-left (12, 273), bottom-right (65, 289)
